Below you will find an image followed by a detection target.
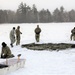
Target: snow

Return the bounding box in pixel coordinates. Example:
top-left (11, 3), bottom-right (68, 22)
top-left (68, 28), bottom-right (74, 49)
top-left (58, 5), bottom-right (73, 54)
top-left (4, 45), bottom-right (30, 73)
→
top-left (0, 23), bottom-right (75, 75)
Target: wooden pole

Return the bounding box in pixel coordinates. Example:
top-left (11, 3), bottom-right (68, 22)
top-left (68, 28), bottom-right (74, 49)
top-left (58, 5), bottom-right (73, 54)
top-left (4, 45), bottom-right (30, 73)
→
top-left (6, 58), bottom-right (8, 65)
top-left (17, 54), bottom-right (21, 62)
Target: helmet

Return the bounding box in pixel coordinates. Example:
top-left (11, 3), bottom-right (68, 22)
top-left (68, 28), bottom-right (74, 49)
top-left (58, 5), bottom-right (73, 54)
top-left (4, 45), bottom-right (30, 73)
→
top-left (13, 27), bottom-right (15, 30)
top-left (17, 26), bottom-right (20, 29)
top-left (2, 42), bottom-right (7, 47)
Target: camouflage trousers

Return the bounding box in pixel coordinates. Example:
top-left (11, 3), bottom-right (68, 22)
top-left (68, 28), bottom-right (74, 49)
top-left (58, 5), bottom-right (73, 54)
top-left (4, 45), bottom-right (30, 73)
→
top-left (70, 34), bottom-right (75, 41)
top-left (35, 34), bottom-right (40, 42)
top-left (16, 35), bottom-right (20, 45)
top-left (10, 36), bottom-right (15, 44)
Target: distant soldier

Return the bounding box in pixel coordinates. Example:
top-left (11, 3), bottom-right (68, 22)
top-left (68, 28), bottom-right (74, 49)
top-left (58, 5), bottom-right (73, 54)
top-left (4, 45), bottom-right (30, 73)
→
top-left (35, 25), bottom-right (41, 42)
top-left (70, 27), bottom-right (75, 40)
top-left (16, 26), bottom-right (22, 45)
top-left (1, 42), bottom-right (14, 58)
top-left (10, 27), bottom-right (16, 47)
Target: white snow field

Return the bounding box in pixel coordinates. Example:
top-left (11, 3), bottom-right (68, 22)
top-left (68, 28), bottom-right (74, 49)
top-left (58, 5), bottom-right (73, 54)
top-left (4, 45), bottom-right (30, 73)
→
top-left (0, 23), bottom-right (75, 75)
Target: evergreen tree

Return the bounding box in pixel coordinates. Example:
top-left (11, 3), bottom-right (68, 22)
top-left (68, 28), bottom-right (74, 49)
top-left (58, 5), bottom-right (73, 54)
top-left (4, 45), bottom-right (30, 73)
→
top-left (53, 8), bottom-right (60, 22)
top-left (69, 9), bottom-right (75, 22)
top-left (46, 9), bottom-right (53, 22)
top-left (31, 4), bottom-right (38, 23)
top-left (59, 6), bottom-right (64, 22)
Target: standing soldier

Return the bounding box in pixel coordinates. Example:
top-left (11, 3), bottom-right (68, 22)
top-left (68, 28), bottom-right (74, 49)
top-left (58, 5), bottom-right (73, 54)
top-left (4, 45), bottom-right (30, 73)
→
top-left (35, 25), bottom-right (41, 42)
top-left (70, 27), bottom-right (75, 40)
top-left (16, 26), bottom-right (22, 45)
top-left (10, 27), bottom-right (16, 47)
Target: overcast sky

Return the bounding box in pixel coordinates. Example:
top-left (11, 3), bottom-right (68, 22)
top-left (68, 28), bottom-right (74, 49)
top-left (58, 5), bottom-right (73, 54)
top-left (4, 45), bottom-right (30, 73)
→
top-left (0, 0), bottom-right (75, 12)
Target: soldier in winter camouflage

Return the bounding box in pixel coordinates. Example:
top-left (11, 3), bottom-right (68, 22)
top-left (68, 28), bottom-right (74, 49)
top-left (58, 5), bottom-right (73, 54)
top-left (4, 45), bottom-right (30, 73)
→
top-left (34, 25), bottom-right (41, 42)
top-left (16, 26), bottom-right (22, 45)
top-left (70, 27), bottom-right (75, 40)
top-left (10, 27), bottom-right (16, 47)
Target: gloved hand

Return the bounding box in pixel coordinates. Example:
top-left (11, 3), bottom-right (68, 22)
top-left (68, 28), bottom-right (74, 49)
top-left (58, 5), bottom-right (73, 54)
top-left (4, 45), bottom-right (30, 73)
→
top-left (1, 54), bottom-right (5, 58)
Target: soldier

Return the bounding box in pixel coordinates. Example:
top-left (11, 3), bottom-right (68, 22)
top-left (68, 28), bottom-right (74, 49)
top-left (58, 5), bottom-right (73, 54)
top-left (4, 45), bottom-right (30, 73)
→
top-left (16, 26), bottom-right (22, 45)
top-left (10, 27), bottom-right (16, 47)
top-left (34, 25), bottom-right (41, 42)
top-left (1, 42), bottom-right (14, 58)
top-left (70, 27), bottom-right (75, 40)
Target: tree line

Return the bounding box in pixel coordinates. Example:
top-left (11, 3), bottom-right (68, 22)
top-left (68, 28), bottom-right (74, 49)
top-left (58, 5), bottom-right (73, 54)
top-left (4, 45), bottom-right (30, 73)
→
top-left (0, 2), bottom-right (75, 23)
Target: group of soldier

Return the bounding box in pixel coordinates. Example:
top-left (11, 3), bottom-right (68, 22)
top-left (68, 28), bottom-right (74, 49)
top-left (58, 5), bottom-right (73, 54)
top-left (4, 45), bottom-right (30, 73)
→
top-left (9, 25), bottom-right (41, 48)
top-left (0, 25), bottom-right (41, 58)
top-left (1, 24), bottom-right (75, 59)
top-left (35, 26), bottom-right (75, 41)
top-left (1, 26), bottom-right (22, 58)
top-left (10, 26), bottom-right (22, 47)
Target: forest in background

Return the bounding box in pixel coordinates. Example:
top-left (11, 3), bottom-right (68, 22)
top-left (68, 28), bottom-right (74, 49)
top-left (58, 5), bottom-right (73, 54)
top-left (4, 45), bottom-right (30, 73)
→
top-left (0, 2), bottom-right (75, 23)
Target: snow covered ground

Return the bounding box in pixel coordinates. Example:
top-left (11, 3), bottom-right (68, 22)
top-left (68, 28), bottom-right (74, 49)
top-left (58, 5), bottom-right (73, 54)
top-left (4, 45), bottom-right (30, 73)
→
top-left (0, 23), bottom-right (75, 75)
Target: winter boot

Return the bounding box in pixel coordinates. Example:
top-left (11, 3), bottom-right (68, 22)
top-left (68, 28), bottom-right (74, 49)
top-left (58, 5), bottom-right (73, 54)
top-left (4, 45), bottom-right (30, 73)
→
top-left (10, 43), bottom-right (13, 47)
